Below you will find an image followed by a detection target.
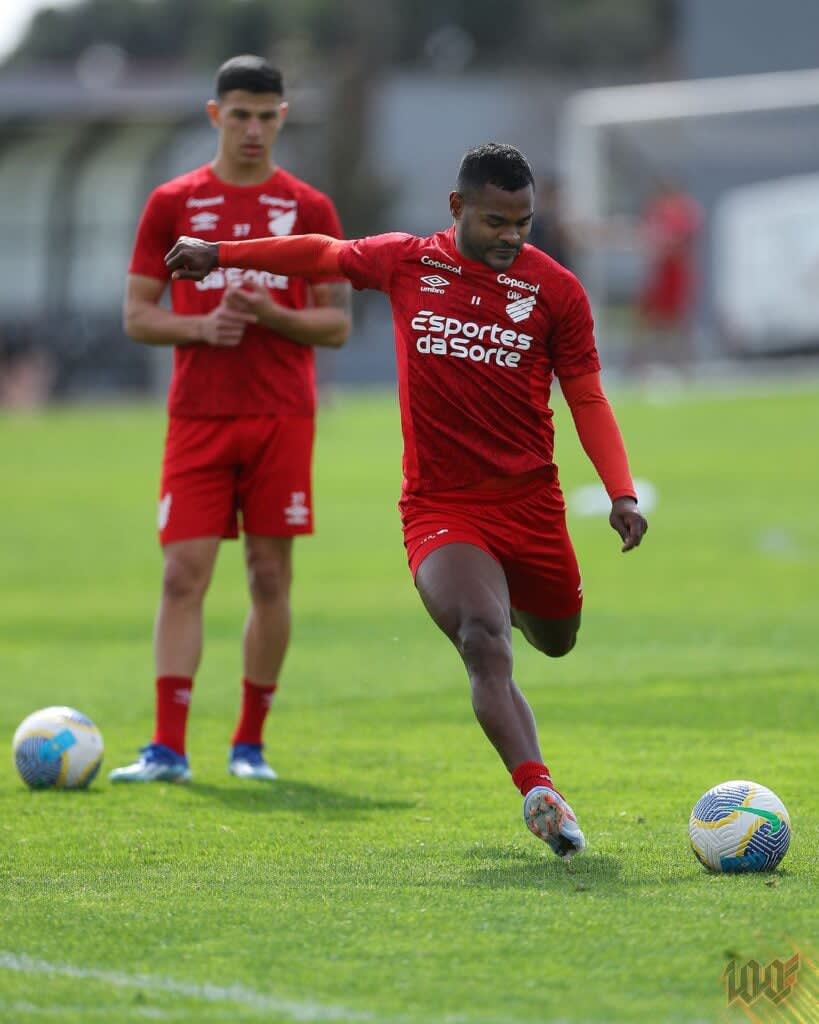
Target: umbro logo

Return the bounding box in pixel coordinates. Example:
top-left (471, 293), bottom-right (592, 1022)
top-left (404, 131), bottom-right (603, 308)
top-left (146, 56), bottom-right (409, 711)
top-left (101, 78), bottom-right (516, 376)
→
top-left (420, 274), bottom-right (450, 294)
top-left (506, 295), bottom-right (536, 323)
top-left (190, 211), bottom-right (220, 232)
top-left (285, 491), bottom-right (310, 526)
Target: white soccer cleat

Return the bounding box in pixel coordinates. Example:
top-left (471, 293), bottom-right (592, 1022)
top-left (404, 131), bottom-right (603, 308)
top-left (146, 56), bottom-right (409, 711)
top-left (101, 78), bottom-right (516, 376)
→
top-left (523, 785), bottom-right (586, 860)
top-left (228, 743), bottom-right (277, 781)
top-left (108, 743), bottom-right (191, 783)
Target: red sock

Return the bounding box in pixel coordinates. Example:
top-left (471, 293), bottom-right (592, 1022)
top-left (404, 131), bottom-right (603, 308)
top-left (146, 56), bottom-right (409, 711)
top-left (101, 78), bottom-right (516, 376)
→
top-left (152, 675), bottom-right (193, 755)
top-left (231, 678), bottom-right (277, 746)
top-left (511, 760), bottom-right (555, 797)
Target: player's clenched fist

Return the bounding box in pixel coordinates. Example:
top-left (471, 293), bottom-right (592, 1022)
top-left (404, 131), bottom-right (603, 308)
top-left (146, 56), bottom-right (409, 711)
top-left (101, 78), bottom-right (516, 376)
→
top-left (165, 236), bottom-right (220, 280)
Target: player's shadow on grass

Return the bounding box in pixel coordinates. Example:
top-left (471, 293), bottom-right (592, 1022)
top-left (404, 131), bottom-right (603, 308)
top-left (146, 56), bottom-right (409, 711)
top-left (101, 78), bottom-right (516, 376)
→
top-left (187, 778), bottom-right (414, 818)
top-left (460, 845), bottom-right (623, 889)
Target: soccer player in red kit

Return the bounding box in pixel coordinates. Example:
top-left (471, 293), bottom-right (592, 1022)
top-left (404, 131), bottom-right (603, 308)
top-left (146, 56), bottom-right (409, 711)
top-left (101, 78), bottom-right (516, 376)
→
top-left (165, 143), bottom-right (647, 857)
top-left (109, 56), bottom-right (351, 784)
top-left (636, 178), bottom-right (703, 368)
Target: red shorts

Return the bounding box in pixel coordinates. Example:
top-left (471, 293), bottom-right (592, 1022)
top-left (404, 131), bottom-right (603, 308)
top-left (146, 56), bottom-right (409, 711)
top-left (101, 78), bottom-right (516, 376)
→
top-left (158, 415), bottom-right (315, 545)
top-left (401, 468), bottom-right (582, 619)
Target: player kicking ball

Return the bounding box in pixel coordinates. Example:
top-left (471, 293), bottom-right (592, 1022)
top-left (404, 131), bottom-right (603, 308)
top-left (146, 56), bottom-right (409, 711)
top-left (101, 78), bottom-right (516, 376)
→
top-left (165, 143), bottom-right (648, 858)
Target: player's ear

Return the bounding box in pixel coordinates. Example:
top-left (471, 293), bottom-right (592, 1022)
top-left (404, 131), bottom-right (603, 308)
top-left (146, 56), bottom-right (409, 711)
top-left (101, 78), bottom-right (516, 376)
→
top-left (449, 191), bottom-right (464, 220)
top-left (277, 100), bottom-right (289, 129)
top-left (205, 99), bottom-right (221, 130)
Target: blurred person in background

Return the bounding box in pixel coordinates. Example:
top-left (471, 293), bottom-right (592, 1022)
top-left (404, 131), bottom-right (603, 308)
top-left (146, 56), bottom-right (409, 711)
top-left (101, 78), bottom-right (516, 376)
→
top-left (110, 55), bottom-right (351, 784)
top-left (165, 143), bottom-right (647, 857)
top-left (633, 176), bottom-right (703, 373)
top-left (528, 173), bottom-right (573, 271)
top-left (0, 327), bottom-right (53, 409)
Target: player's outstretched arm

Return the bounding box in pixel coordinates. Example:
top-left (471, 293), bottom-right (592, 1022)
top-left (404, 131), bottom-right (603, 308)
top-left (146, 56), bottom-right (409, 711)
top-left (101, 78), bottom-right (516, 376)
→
top-left (165, 234), bottom-right (347, 281)
top-left (560, 371), bottom-right (648, 552)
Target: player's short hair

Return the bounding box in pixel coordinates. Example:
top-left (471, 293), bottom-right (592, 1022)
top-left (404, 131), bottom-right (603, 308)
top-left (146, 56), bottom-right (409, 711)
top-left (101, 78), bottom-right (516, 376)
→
top-left (456, 143), bottom-right (535, 198)
top-left (215, 55), bottom-right (284, 98)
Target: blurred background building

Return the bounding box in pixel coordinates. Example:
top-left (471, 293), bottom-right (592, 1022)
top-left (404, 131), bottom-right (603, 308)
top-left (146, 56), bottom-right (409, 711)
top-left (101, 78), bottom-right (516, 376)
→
top-left (1, 0), bottom-right (818, 404)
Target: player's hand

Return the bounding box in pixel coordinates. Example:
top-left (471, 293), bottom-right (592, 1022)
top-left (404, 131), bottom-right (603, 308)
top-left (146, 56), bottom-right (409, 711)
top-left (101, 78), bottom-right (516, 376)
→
top-left (165, 236), bottom-right (219, 281)
top-left (609, 496), bottom-right (648, 552)
top-left (225, 280), bottom-right (278, 321)
top-left (200, 289), bottom-right (257, 347)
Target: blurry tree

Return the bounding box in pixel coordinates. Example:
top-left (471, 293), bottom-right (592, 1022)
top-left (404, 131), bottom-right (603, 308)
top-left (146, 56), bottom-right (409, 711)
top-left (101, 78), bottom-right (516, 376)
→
top-left (7, 0), bottom-right (676, 73)
top-left (3, 0), bottom-right (676, 237)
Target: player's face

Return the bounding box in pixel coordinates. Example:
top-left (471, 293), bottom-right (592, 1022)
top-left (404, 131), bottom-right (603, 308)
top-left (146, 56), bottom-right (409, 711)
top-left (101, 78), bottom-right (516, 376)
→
top-left (208, 90), bottom-right (288, 169)
top-left (451, 184), bottom-right (534, 270)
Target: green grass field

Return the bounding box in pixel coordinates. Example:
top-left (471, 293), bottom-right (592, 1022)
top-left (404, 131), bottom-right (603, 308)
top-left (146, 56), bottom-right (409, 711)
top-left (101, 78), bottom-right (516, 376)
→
top-left (1, 383), bottom-right (817, 1023)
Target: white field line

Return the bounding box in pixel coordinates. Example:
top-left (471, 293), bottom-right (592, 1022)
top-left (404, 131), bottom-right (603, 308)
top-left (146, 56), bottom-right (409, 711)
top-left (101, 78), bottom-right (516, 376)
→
top-left (1, 1002), bottom-right (176, 1020)
top-left (0, 950), bottom-right (595, 1024)
top-left (0, 952), bottom-right (375, 1022)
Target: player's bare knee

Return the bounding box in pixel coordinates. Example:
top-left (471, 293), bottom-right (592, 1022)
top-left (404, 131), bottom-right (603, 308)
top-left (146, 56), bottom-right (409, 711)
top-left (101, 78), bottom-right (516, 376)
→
top-left (515, 611), bottom-right (581, 658)
top-left (457, 617), bottom-right (512, 674)
top-left (528, 627), bottom-right (577, 658)
top-left (246, 557), bottom-right (290, 606)
top-left (543, 631), bottom-right (577, 658)
top-left (161, 554), bottom-right (210, 605)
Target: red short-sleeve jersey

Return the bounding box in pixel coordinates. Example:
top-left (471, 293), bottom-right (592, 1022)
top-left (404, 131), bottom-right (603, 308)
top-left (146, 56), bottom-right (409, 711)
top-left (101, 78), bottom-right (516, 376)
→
top-left (338, 226), bottom-right (600, 495)
top-left (129, 164), bottom-right (343, 418)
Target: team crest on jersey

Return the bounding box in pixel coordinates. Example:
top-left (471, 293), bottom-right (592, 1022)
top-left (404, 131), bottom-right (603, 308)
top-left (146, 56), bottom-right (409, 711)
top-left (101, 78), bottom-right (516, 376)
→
top-left (505, 295), bottom-right (536, 323)
top-left (259, 195), bottom-right (298, 236)
top-left (189, 211), bottom-right (220, 233)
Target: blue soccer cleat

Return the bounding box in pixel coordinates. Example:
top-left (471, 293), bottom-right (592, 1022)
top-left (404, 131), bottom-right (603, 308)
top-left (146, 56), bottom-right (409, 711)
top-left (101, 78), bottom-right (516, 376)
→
top-left (228, 743), bottom-right (277, 781)
top-left (523, 785), bottom-right (586, 860)
top-left (108, 743), bottom-right (191, 783)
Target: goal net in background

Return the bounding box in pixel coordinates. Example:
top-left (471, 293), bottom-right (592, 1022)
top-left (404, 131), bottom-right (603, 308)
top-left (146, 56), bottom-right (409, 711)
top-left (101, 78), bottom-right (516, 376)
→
top-left (559, 68), bottom-right (819, 371)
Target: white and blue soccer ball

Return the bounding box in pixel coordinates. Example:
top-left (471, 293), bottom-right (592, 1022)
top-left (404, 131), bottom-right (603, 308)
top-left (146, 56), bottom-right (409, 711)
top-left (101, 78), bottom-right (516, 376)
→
top-left (688, 780), bottom-right (791, 873)
top-left (12, 706), bottom-right (104, 789)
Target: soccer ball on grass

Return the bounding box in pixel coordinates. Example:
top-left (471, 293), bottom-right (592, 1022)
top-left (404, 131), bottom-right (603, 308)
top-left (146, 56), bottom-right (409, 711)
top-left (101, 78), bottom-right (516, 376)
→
top-left (12, 706), bottom-right (104, 789)
top-left (688, 780), bottom-right (790, 873)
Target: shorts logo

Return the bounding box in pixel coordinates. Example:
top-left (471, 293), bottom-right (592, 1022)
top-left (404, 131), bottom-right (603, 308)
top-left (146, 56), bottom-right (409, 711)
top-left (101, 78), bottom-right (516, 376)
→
top-left (285, 491), bottom-right (310, 527)
top-left (158, 493), bottom-right (172, 530)
top-left (506, 295), bottom-right (537, 323)
top-left (420, 528), bottom-right (449, 546)
top-left (420, 274), bottom-right (450, 294)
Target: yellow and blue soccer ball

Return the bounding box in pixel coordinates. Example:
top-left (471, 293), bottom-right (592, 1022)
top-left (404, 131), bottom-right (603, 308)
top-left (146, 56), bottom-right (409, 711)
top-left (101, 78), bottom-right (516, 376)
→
top-left (12, 706), bottom-right (104, 789)
top-left (688, 780), bottom-right (790, 872)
